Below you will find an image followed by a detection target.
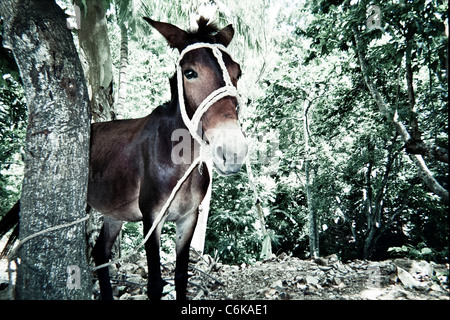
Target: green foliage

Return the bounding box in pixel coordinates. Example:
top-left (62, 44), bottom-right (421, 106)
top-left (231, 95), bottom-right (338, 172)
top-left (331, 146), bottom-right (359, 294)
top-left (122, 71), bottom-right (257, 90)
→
top-left (121, 220), bottom-right (176, 261)
top-left (0, 75), bottom-right (26, 218)
top-left (388, 244), bottom-right (448, 262)
top-left (121, 222), bottom-right (144, 254)
top-left (205, 170), bottom-right (263, 264)
top-left (236, 0), bottom-right (448, 263)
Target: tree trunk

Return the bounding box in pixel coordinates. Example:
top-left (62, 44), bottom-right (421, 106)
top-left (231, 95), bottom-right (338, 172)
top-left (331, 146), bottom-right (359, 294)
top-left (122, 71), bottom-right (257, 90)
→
top-left (245, 158), bottom-right (272, 260)
top-left (116, 21), bottom-right (129, 111)
top-left (74, 0), bottom-right (119, 262)
top-left (76, 0), bottom-right (115, 122)
top-left (303, 100), bottom-right (319, 259)
top-left (362, 135), bottom-right (400, 259)
top-left (0, 0), bottom-right (91, 299)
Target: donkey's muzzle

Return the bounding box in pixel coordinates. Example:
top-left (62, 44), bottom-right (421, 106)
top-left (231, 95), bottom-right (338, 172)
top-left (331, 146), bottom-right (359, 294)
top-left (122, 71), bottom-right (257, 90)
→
top-left (211, 128), bottom-right (248, 176)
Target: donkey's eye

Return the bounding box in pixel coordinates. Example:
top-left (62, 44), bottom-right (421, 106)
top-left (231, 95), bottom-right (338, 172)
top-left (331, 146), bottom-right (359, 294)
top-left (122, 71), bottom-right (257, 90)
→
top-left (184, 69), bottom-right (198, 80)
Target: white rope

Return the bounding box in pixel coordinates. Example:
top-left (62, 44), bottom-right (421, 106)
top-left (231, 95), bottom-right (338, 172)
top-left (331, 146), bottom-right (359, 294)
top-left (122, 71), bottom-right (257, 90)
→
top-left (7, 214), bottom-right (91, 262)
top-left (6, 213), bottom-right (91, 299)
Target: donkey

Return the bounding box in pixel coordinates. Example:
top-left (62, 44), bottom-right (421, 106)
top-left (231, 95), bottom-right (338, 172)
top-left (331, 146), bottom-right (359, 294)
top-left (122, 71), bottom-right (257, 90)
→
top-left (87, 17), bottom-right (247, 300)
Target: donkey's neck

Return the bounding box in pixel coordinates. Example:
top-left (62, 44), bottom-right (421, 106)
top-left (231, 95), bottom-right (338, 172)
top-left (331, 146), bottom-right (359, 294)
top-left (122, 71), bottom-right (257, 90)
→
top-left (158, 74), bottom-right (202, 163)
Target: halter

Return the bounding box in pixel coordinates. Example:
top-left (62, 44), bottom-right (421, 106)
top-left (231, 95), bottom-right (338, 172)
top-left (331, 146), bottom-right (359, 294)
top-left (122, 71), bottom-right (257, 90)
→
top-left (176, 43), bottom-right (243, 155)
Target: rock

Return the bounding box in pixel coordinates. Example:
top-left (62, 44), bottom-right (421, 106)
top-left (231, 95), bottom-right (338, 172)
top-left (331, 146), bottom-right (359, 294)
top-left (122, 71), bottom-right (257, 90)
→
top-left (361, 288), bottom-right (384, 300)
top-left (393, 259), bottom-right (413, 271)
top-left (270, 280), bottom-right (283, 291)
top-left (430, 283), bottom-right (444, 292)
top-left (119, 293), bottom-right (131, 300)
top-left (130, 294), bottom-right (148, 300)
top-left (314, 257), bottom-right (328, 266)
top-left (109, 263), bottom-right (119, 276)
top-left (397, 266), bottom-right (420, 289)
top-left (326, 254), bottom-right (339, 264)
top-left (332, 261), bottom-right (349, 274)
top-left (279, 292), bottom-right (288, 299)
top-left (410, 260), bottom-right (433, 275)
top-left (95, 253), bottom-right (449, 301)
top-left (319, 266), bottom-right (333, 271)
top-left (305, 275), bottom-right (319, 286)
top-left (264, 288), bottom-right (277, 298)
top-left (389, 273), bottom-right (398, 284)
top-left (296, 283), bottom-right (307, 291)
top-left (136, 266), bottom-right (147, 278)
top-left (278, 252), bottom-right (288, 261)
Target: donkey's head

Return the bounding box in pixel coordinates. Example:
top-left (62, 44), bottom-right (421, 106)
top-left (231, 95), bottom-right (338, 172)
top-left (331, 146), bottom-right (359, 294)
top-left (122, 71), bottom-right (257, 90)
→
top-left (144, 17), bottom-right (248, 176)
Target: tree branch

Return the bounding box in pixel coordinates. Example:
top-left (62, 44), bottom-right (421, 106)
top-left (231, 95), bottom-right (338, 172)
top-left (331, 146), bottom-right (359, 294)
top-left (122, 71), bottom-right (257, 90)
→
top-left (353, 27), bottom-right (448, 202)
top-left (405, 29), bottom-right (420, 141)
top-left (403, 30), bottom-right (448, 163)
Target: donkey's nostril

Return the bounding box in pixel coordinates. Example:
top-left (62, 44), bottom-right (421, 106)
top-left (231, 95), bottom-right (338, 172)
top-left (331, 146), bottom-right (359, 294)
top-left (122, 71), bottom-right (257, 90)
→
top-left (215, 146), bottom-right (226, 165)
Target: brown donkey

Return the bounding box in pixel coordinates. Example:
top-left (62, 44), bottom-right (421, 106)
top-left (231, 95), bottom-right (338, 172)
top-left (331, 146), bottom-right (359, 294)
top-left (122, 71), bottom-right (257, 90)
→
top-left (88, 17), bottom-right (247, 300)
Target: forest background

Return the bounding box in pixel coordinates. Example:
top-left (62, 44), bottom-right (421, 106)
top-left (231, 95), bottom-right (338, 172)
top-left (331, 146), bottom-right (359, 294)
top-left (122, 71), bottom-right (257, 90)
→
top-left (0, 0), bottom-right (448, 269)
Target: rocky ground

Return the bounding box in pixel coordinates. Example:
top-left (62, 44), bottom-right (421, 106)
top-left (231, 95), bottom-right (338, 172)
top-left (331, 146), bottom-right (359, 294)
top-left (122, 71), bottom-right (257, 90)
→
top-left (95, 252), bottom-right (449, 301)
top-left (1, 248), bottom-right (448, 300)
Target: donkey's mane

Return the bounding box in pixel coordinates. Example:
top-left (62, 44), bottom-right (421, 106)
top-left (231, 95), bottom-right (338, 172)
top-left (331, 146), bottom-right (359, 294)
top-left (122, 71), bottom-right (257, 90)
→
top-left (186, 17), bottom-right (221, 44)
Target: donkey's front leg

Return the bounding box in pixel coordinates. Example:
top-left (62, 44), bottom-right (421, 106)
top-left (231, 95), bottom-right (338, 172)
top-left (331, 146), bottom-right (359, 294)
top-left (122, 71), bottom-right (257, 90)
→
top-left (143, 216), bottom-right (166, 300)
top-left (175, 210), bottom-right (199, 300)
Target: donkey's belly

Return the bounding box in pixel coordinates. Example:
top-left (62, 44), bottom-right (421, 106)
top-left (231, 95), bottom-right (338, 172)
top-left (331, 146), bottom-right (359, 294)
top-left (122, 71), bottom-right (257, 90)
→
top-left (87, 180), bottom-right (144, 222)
top-left (101, 200), bottom-right (143, 222)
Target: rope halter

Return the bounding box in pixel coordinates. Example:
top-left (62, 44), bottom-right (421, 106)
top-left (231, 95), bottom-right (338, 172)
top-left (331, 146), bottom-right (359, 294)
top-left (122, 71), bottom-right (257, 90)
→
top-left (176, 43), bottom-right (243, 157)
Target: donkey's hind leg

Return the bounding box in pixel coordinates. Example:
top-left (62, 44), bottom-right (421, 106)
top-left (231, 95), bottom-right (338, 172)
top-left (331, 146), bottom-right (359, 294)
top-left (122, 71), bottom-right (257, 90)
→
top-left (92, 216), bottom-right (123, 300)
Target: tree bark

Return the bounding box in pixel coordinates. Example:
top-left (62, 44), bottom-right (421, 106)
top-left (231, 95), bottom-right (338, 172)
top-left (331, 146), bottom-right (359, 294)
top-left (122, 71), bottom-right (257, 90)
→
top-left (75, 0), bottom-right (115, 122)
top-left (0, 0), bottom-right (91, 299)
top-left (303, 99), bottom-right (319, 259)
top-left (116, 20), bottom-right (129, 111)
top-left (362, 136), bottom-right (398, 259)
top-left (353, 27), bottom-right (449, 202)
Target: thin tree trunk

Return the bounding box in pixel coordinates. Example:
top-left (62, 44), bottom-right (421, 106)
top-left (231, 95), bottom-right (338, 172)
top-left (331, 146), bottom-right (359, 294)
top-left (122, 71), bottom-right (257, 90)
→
top-left (0, 0), bottom-right (91, 299)
top-left (363, 135), bottom-right (400, 259)
top-left (246, 158), bottom-right (272, 260)
top-left (116, 22), bottom-right (128, 111)
top-left (303, 99), bottom-right (319, 259)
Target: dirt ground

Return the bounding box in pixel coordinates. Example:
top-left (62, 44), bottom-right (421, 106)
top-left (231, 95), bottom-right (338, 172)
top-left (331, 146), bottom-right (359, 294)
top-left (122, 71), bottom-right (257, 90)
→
top-left (1, 245), bottom-right (448, 300)
top-left (96, 252), bottom-right (449, 301)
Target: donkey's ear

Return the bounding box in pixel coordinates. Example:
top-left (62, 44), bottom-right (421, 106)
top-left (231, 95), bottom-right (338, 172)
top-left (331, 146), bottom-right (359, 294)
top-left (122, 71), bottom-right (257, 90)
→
top-left (215, 24), bottom-right (234, 47)
top-left (143, 17), bottom-right (188, 51)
